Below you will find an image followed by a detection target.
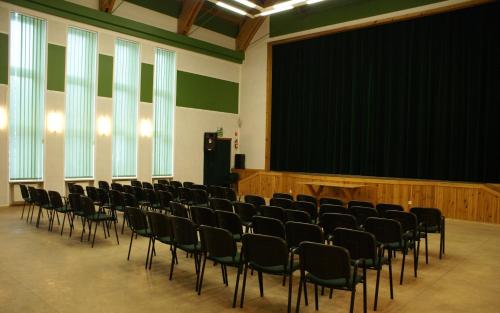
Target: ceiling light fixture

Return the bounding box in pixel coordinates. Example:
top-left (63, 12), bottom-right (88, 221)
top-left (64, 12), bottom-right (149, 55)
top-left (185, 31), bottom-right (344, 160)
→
top-left (306, 0), bottom-right (325, 4)
top-left (260, 5), bottom-right (293, 16)
top-left (216, 1), bottom-right (248, 15)
top-left (275, 0), bottom-right (305, 9)
top-left (233, 0), bottom-right (256, 9)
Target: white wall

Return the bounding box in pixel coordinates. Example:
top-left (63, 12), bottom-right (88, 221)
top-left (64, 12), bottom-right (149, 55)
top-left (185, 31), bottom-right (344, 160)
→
top-left (0, 2), bottom-right (240, 206)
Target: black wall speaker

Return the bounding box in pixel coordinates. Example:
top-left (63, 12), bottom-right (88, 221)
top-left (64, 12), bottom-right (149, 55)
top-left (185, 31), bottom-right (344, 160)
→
top-left (235, 154), bottom-right (245, 169)
top-left (204, 132), bottom-right (217, 151)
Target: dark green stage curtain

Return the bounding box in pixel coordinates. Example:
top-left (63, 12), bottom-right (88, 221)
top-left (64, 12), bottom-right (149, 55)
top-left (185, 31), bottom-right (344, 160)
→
top-left (270, 2), bottom-right (500, 183)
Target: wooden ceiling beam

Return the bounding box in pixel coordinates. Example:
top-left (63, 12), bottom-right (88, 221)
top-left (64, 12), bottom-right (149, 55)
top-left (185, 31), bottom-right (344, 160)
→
top-left (99, 0), bottom-right (116, 13)
top-left (236, 16), bottom-right (266, 51)
top-left (178, 0), bottom-right (205, 35)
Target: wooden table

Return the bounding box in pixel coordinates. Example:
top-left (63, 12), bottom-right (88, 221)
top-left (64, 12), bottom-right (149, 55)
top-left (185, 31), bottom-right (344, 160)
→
top-left (297, 181), bottom-right (366, 202)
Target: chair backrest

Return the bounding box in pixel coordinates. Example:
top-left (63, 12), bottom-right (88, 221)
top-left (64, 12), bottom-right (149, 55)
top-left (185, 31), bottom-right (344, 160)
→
top-left (86, 186), bottom-right (99, 202)
top-left (28, 186), bottom-right (39, 204)
top-left (191, 189), bottom-right (209, 206)
top-left (122, 185), bottom-right (134, 195)
top-left (123, 193), bottom-right (138, 208)
top-left (285, 222), bottom-right (324, 249)
top-left (183, 181), bottom-right (194, 188)
top-left (270, 197), bottom-right (293, 210)
top-left (132, 186), bottom-right (144, 201)
top-left (364, 217), bottom-right (402, 245)
top-left (409, 207), bottom-right (443, 230)
top-left (178, 187), bottom-right (193, 202)
top-left (147, 212), bottom-right (173, 239)
top-left (190, 206), bottom-right (217, 227)
top-left (319, 213), bottom-right (358, 237)
top-left (68, 193), bottom-right (82, 212)
top-left (296, 194), bottom-right (316, 205)
top-left (111, 183), bottom-right (123, 192)
top-left (216, 210), bottom-right (243, 236)
top-left (157, 190), bottom-right (173, 210)
top-left (143, 188), bottom-right (157, 205)
top-left (98, 181), bottom-right (110, 190)
top-left (131, 180), bottom-right (142, 188)
top-left (319, 204), bottom-right (347, 216)
top-left (109, 190), bottom-right (125, 207)
top-left (126, 206), bottom-right (149, 232)
top-left (273, 193), bottom-right (293, 200)
top-left (384, 210), bottom-right (418, 234)
top-left (171, 216), bottom-right (198, 245)
top-left (349, 206), bottom-right (379, 226)
top-left (200, 226), bottom-right (237, 259)
top-left (170, 180), bottom-right (183, 189)
top-left (376, 203), bottom-right (404, 215)
top-left (242, 233), bottom-right (289, 267)
top-left (97, 188), bottom-right (109, 205)
top-left (212, 186), bottom-right (227, 199)
top-left (142, 182), bottom-right (154, 190)
top-left (171, 201), bottom-right (189, 218)
top-left (48, 190), bottom-right (64, 208)
top-left (210, 198), bottom-right (233, 212)
top-left (153, 183), bottom-right (165, 191)
top-left (348, 200), bottom-right (374, 208)
top-left (20, 184), bottom-right (30, 200)
top-left (333, 228), bottom-right (377, 261)
top-left (165, 185), bottom-right (179, 199)
top-left (158, 179), bottom-right (170, 185)
top-left (285, 209), bottom-right (311, 223)
top-left (225, 187), bottom-right (237, 202)
top-left (80, 196), bottom-right (97, 216)
top-left (37, 189), bottom-right (50, 206)
top-left (234, 202), bottom-right (258, 224)
top-left (299, 242), bottom-right (351, 281)
top-left (252, 216), bottom-right (285, 239)
top-left (319, 197), bottom-right (343, 206)
top-left (244, 195), bottom-right (266, 207)
top-left (191, 184), bottom-right (208, 191)
top-left (292, 201), bottom-right (318, 221)
top-left (260, 205), bottom-right (287, 222)
top-left (71, 184), bottom-right (85, 195)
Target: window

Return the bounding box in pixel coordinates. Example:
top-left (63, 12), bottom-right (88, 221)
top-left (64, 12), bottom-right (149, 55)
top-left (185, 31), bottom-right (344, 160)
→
top-left (65, 27), bottom-right (97, 179)
top-left (152, 48), bottom-right (175, 177)
top-left (9, 12), bottom-right (46, 181)
top-left (112, 38), bottom-right (140, 178)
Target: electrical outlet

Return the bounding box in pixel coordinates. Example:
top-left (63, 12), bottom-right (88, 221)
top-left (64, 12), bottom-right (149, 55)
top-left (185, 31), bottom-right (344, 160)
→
top-left (408, 200), bottom-right (412, 205)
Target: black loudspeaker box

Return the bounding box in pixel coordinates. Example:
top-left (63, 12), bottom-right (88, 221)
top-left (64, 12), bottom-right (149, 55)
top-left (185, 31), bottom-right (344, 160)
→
top-left (204, 132), bottom-right (217, 151)
top-left (235, 154), bottom-right (245, 169)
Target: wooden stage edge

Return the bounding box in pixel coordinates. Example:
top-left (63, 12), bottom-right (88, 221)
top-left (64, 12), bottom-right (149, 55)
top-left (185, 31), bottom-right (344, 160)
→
top-left (233, 169), bottom-right (500, 225)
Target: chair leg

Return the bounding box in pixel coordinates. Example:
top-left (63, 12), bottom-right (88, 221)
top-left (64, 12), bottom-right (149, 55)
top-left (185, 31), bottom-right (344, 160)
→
top-left (296, 276), bottom-right (303, 313)
top-left (198, 254), bottom-right (207, 296)
top-left (349, 287), bottom-right (356, 313)
top-left (413, 240), bottom-right (418, 278)
top-left (169, 246), bottom-right (177, 281)
top-left (400, 244), bottom-right (407, 285)
top-left (60, 213), bottom-right (66, 236)
top-left (145, 237), bottom-right (152, 269)
top-left (240, 264), bottom-right (249, 308)
top-left (127, 231), bottom-right (134, 260)
top-left (113, 219), bottom-right (119, 245)
top-left (91, 220), bottom-right (99, 248)
top-left (363, 266), bottom-right (367, 313)
top-left (258, 271), bottom-right (264, 297)
top-left (314, 284), bottom-right (319, 311)
top-left (304, 277), bottom-right (309, 306)
top-left (388, 250), bottom-right (394, 299)
top-left (425, 233), bottom-right (429, 264)
top-left (287, 272), bottom-right (293, 313)
top-left (439, 231), bottom-right (443, 259)
top-left (149, 239), bottom-right (155, 270)
top-left (21, 202), bottom-right (26, 219)
top-left (374, 266), bottom-right (381, 311)
top-left (232, 263), bottom-right (242, 308)
top-left (35, 206), bottom-right (43, 228)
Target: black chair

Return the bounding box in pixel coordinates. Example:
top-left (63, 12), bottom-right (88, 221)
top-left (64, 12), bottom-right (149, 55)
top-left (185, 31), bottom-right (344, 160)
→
top-left (131, 180), bottom-right (142, 188)
top-left (319, 213), bottom-right (358, 243)
top-left (142, 188), bottom-right (157, 210)
top-left (296, 242), bottom-right (361, 313)
top-left (234, 202), bottom-right (258, 233)
top-left (48, 190), bottom-right (73, 235)
top-left (244, 195), bottom-right (266, 208)
top-left (170, 180), bottom-right (182, 189)
top-left (122, 184), bottom-right (134, 195)
top-left (142, 182), bottom-right (154, 190)
top-left (183, 181), bottom-right (195, 188)
top-left (178, 187), bottom-right (194, 206)
top-left (109, 190), bottom-right (127, 234)
top-left (349, 206), bottom-right (379, 227)
top-left (296, 194), bottom-right (317, 205)
top-left (319, 197), bottom-right (343, 206)
top-left (153, 183), bottom-right (165, 191)
top-left (384, 210), bottom-right (419, 284)
top-left (210, 198), bottom-right (233, 212)
top-left (170, 216), bottom-right (202, 290)
top-left (364, 217), bottom-right (404, 308)
top-left (191, 189), bottom-right (209, 207)
top-left (216, 210), bottom-right (243, 241)
top-left (319, 204), bottom-right (347, 216)
top-left (171, 201), bottom-right (189, 218)
top-left (240, 234), bottom-right (297, 313)
top-left (270, 197), bottom-right (293, 210)
top-left (285, 222), bottom-right (324, 252)
top-left (293, 201), bottom-right (318, 223)
top-left (285, 209), bottom-right (311, 223)
top-left (273, 192), bottom-right (293, 200)
top-left (376, 203), bottom-right (404, 216)
top-left (207, 185), bottom-right (218, 198)
top-left (190, 206), bottom-right (217, 228)
top-left (147, 212), bottom-right (174, 270)
top-left (111, 182), bottom-right (123, 192)
top-left (252, 216), bottom-right (285, 239)
top-left (332, 228), bottom-right (377, 313)
top-left (191, 184), bottom-right (208, 191)
top-left (158, 179), bottom-right (170, 185)
top-left (410, 207), bottom-right (445, 264)
top-left (86, 186), bottom-right (101, 207)
top-left (80, 196), bottom-right (119, 248)
top-left (213, 186), bottom-right (227, 199)
top-left (68, 193), bottom-right (86, 238)
top-left (19, 184), bottom-right (33, 220)
top-left (260, 205), bottom-right (287, 223)
top-left (98, 181), bottom-right (110, 191)
top-left (198, 226), bottom-right (243, 307)
top-left (348, 200), bottom-right (374, 209)
top-left (126, 206), bottom-right (153, 268)
top-left (157, 190), bottom-right (174, 213)
top-left (71, 184), bottom-right (85, 195)
top-left (225, 187), bottom-right (238, 202)
top-left (35, 189), bottom-right (53, 228)
top-left (26, 186), bottom-right (38, 223)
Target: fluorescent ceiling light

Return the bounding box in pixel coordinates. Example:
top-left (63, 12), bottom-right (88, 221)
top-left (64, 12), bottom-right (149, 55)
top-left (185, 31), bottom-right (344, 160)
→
top-left (275, 0), bottom-right (305, 9)
top-left (217, 1), bottom-right (247, 15)
top-left (233, 0), bottom-right (256, 8)
top-left (260, 5), bottom-right (293, 16)
top-left (306, 0), bottom-right (325, 4)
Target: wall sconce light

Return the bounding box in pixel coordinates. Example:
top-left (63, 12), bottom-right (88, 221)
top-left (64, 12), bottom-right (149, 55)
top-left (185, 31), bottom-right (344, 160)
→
top-left (47, 111), bottom-right (64, 134)
top-left (97, 116), bottom-right (111, 136)
top-left (140, 119), bottom-right (152, 137)
top-left (0, 107), bottom-right (7, 130)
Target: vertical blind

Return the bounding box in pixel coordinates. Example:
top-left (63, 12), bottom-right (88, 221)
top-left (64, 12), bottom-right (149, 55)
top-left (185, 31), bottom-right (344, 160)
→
top-left (9, 12), bottom-right (46, 181)
top-left (153, 48), bottom-right (175, 177)
top-left (112, 38), bottom-right (140, 178)
top-left (65, 27), bottom-right (97, 179)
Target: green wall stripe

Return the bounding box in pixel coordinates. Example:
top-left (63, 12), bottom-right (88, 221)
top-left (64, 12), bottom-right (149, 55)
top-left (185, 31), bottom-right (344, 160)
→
top-left (270, 0), bottom-right (446, 37)
top-left (98, 54), bottom-right (113, 98)
top-left (47, 44), bottom-right (65, 92)
top-left (140, 63), bottom-right (154, 103)
top-left (176, 71), bottom-right (239, 114)
top-left (0, 33), bottom-right (7, 85)
top-left (3, 0), bottom-right (244, 64)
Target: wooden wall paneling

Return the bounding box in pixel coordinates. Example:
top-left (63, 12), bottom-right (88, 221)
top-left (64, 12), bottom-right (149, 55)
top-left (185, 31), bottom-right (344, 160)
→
top-left (411, 184), bottom-right (436, 208)
top-left (455, 188), bottom-right (479, 221)
top-left (435, 186), bottom-right (457, 219)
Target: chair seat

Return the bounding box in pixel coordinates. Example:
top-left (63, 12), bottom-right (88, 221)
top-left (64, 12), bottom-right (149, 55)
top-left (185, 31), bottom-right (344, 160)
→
top-left (53, 206), bottom-right (72, 213)
top-left (157, 236), bottom-right (173, 244)
top-left (88, 213), bottom-right (114, 221)
top-left (419, 225), bottom-right (440, 233)
top-left (210, 252), bottom-right (242, 265)
top-left (233, 234), bottom-right (242, 241)
top-left (361, 257), bottom-right (388, 268)
top-left (114, 206), bottom-right (126, 212)
top-left (306, 271), bottom-right (361, 288)
top-left (249, 260), bottom-right (299, 275)
top-left (178, 242), bottom-right (202, 252)
top-left (241, 221), bottom-right (252, 227)
top-left (135, 228), bottom-right (152, 236)
top-left (383, 241), bottom-right (404, 249)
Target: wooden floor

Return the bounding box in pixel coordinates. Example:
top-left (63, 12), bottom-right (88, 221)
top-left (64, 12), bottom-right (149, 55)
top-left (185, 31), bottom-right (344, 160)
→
top-left (1, 206), bottom-right (500, 313)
